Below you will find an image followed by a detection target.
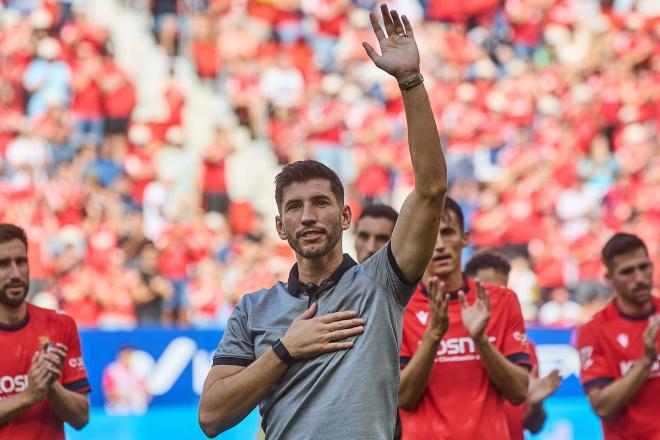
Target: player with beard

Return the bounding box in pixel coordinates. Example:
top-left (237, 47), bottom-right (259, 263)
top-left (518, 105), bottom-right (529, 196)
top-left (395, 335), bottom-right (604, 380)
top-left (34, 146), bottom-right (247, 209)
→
top-left (0, 223), bottom-right (90, 439)
top-left (576, 233), bottom-right (659, 440)
top-left (398, 197), bottom-right (531, 440)
top-left (199, 5), bottom-right (447, 439)
top-left (465, 249), bottom-right (561, 440)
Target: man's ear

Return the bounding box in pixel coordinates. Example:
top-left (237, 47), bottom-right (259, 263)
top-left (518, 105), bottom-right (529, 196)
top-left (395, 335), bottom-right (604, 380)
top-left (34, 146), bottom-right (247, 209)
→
top-left (341, 205), bottom-right (352, 231)
top-left (275, 215), bottom-right (288, 241)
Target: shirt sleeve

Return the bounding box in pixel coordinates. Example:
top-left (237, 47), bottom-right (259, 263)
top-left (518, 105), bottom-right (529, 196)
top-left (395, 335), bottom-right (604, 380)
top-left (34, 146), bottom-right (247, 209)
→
top-left (60, 314), bottom-right (91, 393)
top-left (213, 296), bottom-right (255, 367)
top-left (400, 311), bottom-right (414, 368)
top-left (501, 289), bottom-right (532, 367)
top-left (361, 243), bottom-right (419, 307)
top-left (576, 323), bottom-right (615, 392)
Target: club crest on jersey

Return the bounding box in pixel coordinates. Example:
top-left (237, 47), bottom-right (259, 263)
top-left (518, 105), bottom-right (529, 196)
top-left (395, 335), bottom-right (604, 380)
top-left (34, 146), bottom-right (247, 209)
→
top-left (38, 335), bottom-right (52, 350)
top-left (416, 311), bottom-right (428, 325)
top-left (616, 333), bottom-right (629, 348)
top-left (580, 346), bottom-right (594, 370)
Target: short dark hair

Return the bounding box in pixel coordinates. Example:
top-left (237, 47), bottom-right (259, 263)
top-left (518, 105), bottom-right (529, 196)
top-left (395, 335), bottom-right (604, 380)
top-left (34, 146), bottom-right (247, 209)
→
top-left (358, 204), bottom-right (398, 225)
top-left (0, 223), bottom-right (28, 250)
top-left (443, 196), bottom-right (465, 231)
top-left (602, 233), bottom-right (648, 270)
top-left (465, 249), bottom-right (511, 277)
top-left (275, 160), bottom-right (344, 210)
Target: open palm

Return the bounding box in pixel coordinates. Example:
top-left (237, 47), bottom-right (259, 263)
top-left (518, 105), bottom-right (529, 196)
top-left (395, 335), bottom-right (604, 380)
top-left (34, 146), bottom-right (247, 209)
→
top-left (528, 368), bottom-right (562, 404)
top-left (363, 4), bottom-right (420, 82)
top-left (459, 281), bottom-right (491, 339)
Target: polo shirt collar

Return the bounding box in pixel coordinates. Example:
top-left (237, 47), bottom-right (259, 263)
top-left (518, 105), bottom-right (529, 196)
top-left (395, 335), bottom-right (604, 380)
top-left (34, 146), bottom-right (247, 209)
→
top-left (420, 274), bottom-right (471, 301)
top-left (287, 254), bottom-right (358, 296)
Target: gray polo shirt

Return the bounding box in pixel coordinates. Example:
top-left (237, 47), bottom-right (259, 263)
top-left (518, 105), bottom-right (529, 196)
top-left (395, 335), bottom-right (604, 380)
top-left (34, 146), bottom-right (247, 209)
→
top-left (212, 243), bottom-right (416, 439)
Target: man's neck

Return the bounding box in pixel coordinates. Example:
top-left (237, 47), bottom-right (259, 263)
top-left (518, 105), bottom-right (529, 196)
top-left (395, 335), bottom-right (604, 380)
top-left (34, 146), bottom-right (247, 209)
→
top-left (0, 302), bottom-right (27, 326)
top-left (615, 295), bottom-right (654, 318)
top-left (296, 246), bottom-right (345, 286)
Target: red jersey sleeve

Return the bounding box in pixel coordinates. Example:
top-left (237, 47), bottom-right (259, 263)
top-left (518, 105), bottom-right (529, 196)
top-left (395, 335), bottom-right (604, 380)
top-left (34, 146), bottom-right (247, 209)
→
top-left (400, 311), bottom-right (413, 368)
top-left (576, 322), bottom-right (614, 392)
top-left (59, 314), bottom-right (91, 393)
top-left (501, 289), bottom-right (532, 367)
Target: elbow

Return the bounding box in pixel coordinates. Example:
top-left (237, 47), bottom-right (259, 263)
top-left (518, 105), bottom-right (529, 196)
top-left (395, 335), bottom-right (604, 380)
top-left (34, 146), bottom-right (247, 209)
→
top-left (198, 411), bottom-right (221, 438)
top-left (397, 390), bottom-right (419, 412)
top-left (593, 404), bottom-right (616, 421)
top-left (507, 390), bottom-right (527, 406)
top-left (69, 413), bottom-right (89, 430)
top-left (507, 380), bottom-right (529, 406)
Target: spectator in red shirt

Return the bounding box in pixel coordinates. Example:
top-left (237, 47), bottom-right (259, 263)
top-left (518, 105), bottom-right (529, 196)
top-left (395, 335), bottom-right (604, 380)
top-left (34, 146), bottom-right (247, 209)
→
top-left (200, 127), bottom-right (232, 215)
top-left (100, 48), bottom-right (136, 158)
top-left (70, 41), bottom-right (104, 149)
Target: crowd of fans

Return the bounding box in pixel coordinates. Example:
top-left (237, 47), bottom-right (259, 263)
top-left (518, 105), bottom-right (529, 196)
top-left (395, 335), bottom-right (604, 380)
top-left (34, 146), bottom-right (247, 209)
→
top-left (0, 0), bottom-right (658, 328)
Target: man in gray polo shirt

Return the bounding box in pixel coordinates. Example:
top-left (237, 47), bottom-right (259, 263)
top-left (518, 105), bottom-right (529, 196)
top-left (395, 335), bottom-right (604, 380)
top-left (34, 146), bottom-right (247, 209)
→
top-left (198, 5), bottom-right (448, 439)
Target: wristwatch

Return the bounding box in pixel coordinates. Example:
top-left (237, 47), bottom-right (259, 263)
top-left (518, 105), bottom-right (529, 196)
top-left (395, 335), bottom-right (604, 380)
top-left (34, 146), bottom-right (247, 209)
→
top-left (398, 73), bottom-right (424, 90)
top-left (272, 339), bottom-right (296, 366)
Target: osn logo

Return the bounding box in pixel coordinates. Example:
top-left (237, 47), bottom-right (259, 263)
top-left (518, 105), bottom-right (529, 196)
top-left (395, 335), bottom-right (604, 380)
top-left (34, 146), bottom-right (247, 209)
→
top-left (0, 375), bottom-right (28, 395)
top-left (124, 337), bottom-right (213, 396)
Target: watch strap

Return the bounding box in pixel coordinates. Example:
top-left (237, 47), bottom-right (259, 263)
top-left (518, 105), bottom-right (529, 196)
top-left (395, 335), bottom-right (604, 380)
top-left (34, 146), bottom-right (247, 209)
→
top-left (272, 339), bottom-right (296, 366)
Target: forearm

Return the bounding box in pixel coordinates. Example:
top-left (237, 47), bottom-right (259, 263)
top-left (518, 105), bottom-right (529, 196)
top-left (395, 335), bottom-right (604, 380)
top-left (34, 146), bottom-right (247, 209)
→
top-left (0, 392), bottom-right (36, 425)
top-left (401, 83), bottom-right (446, 198)
top-left (199, 349), bottom-right (288, 437)
top-left (588, 357), bottom-right (653, 420)
top-left (475, 337), bottom-right (529, 405)
top-left (46, 383), bottom-right (89, 430)
top-left (399, 331), bottom-right (440, 410)
top-left (523, 402), bottom-right (546, 434)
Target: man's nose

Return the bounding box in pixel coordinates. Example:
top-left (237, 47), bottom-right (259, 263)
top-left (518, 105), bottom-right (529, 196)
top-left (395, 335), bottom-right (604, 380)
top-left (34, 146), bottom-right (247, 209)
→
top-left (301, 204), bottom-right (317, 225)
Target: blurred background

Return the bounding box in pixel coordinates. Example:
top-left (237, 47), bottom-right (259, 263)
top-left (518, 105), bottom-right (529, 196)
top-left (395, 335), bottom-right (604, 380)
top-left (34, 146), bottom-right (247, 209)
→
top-left (0, 0), bottom-right (657, 438)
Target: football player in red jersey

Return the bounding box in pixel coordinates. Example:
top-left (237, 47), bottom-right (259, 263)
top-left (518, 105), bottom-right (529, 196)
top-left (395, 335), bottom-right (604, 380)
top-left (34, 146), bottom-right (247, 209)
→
top-left (577, 233), bottom-right (659, 440)
top-left (0, 223), bottom-right (90, 440)
top-left (465, 249), bottom-right (561, 440)
top-left (398, 197), bottom-right (531, 440)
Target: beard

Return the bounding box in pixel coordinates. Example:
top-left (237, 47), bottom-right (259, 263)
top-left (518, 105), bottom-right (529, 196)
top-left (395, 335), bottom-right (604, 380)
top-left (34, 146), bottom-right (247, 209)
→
top-left (287, 222), bottom-right (343, 259)
top-left (0, 280), bottom-right (29, 308)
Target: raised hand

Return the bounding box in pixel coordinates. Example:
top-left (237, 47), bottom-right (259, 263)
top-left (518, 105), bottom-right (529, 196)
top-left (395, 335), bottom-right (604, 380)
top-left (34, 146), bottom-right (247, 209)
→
top-left (281, 303), bottom-right (365, 360)
top-left (459, 281), bottom-right (491, 341)
top-left (528, 368), bottom-right (562, 405)
top-left (642, 315), bottom-right (659, 365)
top-left (362, 4), bottom-right (420, 82)
top-left (426, 277), bottom-right (449, 341)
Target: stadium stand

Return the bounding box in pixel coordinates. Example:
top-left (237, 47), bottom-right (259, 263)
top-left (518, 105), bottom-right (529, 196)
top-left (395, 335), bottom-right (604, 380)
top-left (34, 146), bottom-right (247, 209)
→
top-left (0, 0), bottom-right (658, 327)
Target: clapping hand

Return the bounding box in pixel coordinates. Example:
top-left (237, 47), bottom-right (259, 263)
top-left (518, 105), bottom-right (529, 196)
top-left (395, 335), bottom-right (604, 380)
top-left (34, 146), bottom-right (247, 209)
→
top-left (363, 4), bottom-right (420, 82)
top-left (426, 277), bottom-right (450, 341)
top-left (459, 281), bottom-right (491, 341)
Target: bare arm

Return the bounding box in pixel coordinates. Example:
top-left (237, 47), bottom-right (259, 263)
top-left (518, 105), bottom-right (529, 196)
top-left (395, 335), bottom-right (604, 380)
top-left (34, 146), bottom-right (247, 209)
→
top-left (363, 5), bottom-right (447, 284)
top-left (459, 283), bottom-right (528, 405)
top-left (199, 350), bottom-right (287, 438)
top-left (587, 316), bottom-right (658, 420)
top-left (474, 336), bottom-right (529, 405)
top-left (198, 304), bottom-right (364, 438)
top-left (399, 279), bottom-right (449, 410)
top-left (46, 383), bottom-right (89, 430)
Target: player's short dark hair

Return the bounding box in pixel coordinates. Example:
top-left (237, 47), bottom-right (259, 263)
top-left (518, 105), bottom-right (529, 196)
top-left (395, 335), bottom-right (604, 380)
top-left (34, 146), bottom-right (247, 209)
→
top-left (358, 204), bottom-right (398, 226)
top-left (275, 160), bottom-right (344, 211)
top-left (465, 249), bottom-right (511, 277)
top-left (443, 196), bottom-right (465, 232)
top-left (601, 233), bottom-right (648, 270)
top-left (0, 223), bottom-right (28, 251)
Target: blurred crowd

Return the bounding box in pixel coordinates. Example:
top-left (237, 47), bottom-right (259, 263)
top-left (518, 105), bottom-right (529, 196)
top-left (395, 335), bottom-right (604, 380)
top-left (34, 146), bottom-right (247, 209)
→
top-left (0, 0), bottom-right (658, 328)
